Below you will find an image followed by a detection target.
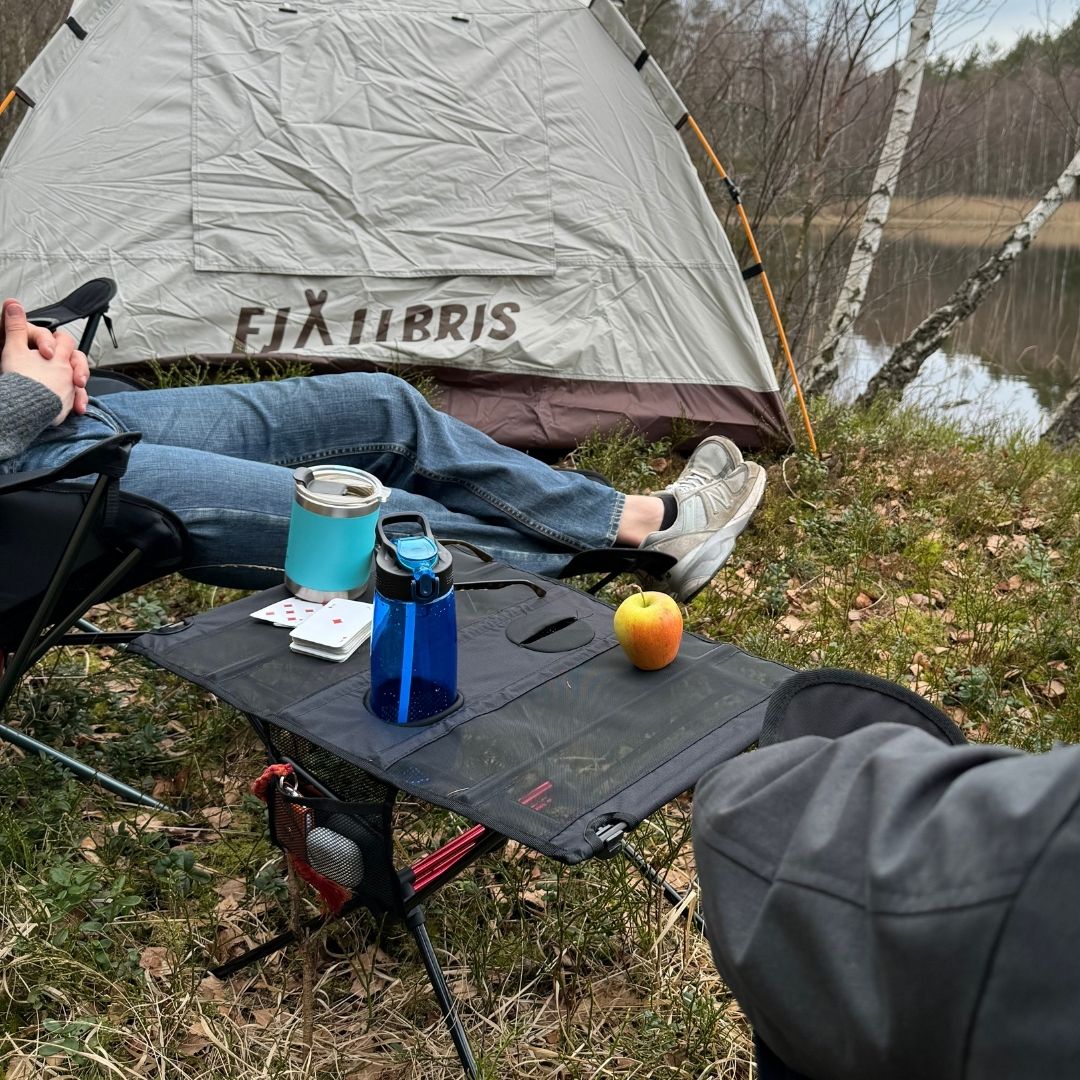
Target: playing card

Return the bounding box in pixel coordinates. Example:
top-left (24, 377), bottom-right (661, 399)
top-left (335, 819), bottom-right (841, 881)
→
top-left (289, 597), bottom-right (373, 650)
top-left (289, 638), bottom-right (367, 663)
top-left (250, 598), bottom-right (323, 627)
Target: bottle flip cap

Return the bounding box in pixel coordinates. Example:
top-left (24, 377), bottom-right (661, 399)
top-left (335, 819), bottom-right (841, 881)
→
top-left (374, 513), bottom-right (454, 602)
top-left (395, 535), bottom-right (439, 599)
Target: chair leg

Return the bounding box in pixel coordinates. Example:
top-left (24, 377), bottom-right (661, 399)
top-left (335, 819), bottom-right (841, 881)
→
top-left (621, 840), bottom-right (707, 935)
top-left (406, 905), bottom-right (479, 1079)
top-left (0, 717), bottom-right (170, 810)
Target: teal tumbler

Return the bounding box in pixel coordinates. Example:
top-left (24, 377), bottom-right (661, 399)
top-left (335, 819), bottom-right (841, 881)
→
top-left (284, 466), bottom-right (389, 602)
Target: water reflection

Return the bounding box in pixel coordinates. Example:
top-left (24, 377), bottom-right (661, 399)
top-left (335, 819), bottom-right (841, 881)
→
top-left (831, 230), bottom-right (1080, 433)
top-left (836, 336), bottom-right (1047, 437)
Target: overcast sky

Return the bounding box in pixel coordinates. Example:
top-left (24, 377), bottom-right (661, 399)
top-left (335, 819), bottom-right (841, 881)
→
top-left (942, 0), bottom-right (1078, 55)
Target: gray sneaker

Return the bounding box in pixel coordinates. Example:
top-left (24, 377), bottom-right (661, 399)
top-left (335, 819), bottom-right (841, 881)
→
top-left (641, 459), bottom-right (766, 602)
top-left (665, 436), bottom-right (744, 489)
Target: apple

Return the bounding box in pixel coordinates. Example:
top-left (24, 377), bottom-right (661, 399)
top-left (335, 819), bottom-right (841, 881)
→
top-left (613, 591), bottom-right (683, 670)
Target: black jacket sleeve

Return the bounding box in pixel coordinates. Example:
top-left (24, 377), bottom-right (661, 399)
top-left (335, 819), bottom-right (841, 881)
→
top-left (0, 371), bottom-right (62, 463)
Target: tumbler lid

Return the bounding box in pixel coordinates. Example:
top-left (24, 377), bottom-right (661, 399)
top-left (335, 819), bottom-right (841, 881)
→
top-left (293, 466), bottom-right (388, 518)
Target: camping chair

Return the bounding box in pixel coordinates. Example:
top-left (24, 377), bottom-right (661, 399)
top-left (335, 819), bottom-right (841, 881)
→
top-left (0, 278), bottom-right (187, 809)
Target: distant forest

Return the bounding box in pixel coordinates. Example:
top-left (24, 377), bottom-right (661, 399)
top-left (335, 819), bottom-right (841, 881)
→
top-left (618, 0), bottom-right (1080, 213)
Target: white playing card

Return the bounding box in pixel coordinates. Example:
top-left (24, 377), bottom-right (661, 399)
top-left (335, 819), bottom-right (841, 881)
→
top-left (250, 598), bottom-right (323, 627)
top-left (289, 638), bottom-right (367, 663)
top-left (290, 597), bottom-right (373, 650)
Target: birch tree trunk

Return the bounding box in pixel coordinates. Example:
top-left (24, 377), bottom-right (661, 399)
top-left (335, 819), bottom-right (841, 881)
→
top-left (858, 143), bottom-right (1080, 406)
top-left (1043, 384), bottom-right (1080, 447)
top-left (803, 0), bottom-right (937, 396)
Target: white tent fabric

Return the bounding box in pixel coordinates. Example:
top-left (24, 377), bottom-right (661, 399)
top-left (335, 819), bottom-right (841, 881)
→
top-left (0, 0), bottom-right (791, 448)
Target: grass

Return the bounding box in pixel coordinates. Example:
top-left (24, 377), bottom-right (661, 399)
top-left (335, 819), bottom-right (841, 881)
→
top-left (1, 398), bottom-right (1078, 1077)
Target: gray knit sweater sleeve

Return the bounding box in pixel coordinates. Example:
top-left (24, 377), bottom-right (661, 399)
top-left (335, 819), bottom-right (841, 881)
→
top-left (0, 372), bottom-right (62, 463)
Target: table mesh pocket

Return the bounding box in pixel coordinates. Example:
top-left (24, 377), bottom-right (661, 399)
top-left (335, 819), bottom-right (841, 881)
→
top-left (262, 727), bottom-right (400, 914)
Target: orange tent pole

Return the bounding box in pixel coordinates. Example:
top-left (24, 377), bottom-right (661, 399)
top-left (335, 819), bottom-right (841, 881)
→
top-left (685, 115), bottom-right (818, 456)
top-left (0, 89), bottom-right (16, 120)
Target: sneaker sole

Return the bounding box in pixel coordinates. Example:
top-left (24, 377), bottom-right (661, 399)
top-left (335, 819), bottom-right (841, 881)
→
top-left (660, 464), bottom-right (767, 602)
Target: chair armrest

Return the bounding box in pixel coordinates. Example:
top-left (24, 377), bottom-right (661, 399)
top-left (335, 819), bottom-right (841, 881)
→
top-left (25, 278), bottom-right (117, 331)
top-left (86, 370), bottom-right (146, 396)
top-left (0, 432), bottom-right (140, 495)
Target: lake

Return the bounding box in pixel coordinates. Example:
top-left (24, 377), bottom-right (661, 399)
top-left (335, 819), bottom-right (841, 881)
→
top-left (831, 221), bottom-right (1080, 436)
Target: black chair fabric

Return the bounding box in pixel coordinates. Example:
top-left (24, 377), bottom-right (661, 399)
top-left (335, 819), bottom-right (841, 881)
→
top-left (24, 278), bottom-right (117, 330)
top-left (0, 485), bottom-right (186, 652)
top-left (0, 383), bottom-right (187, 654)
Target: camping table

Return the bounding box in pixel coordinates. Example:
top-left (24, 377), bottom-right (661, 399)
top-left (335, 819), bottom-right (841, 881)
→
top-left (132, 544), bottom-right (790, 1076)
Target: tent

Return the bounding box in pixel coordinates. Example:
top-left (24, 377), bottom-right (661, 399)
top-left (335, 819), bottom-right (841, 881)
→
top-left (0, 0), bottom-right (793, 450)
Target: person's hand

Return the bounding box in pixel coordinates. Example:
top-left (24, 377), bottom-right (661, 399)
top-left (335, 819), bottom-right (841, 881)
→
top-left (0, 299), bottom-right (89, 424)
top-left (0, 306), bottom-right (62, 359)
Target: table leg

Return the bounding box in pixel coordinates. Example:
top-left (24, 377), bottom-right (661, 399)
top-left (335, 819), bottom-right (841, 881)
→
top-left (406, 905), bottom-right (479, 1079)
top-left (210, 897), bottom-right (366, 979)
top-left (621, 841), bottom-right (707, 935)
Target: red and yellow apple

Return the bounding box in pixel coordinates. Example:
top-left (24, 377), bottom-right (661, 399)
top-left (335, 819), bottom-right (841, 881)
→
top-left (613, 591), bottom-right (683, 670)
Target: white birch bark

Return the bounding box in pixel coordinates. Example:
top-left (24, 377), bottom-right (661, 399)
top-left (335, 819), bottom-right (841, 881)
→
top-left (1043, 383), bottom-right (1080, 447)
top-left (859, 143), bottom-right (1080, 406)
top-left (804, 0), bottom-right (937, 396)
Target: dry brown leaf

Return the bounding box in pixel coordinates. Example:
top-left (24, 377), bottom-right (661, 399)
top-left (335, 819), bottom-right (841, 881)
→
top-left (985, 535), bottom-right (1006, 556)
top-left (4, 1053), bottom-right (38, 1080)
top-left (777, 615), bottom-right (805, 634)
top-left (79, 835), bottom-right (102, 865)
top-left (201, 807), bottom-right (233, 830)
top-left (521, 888), bottom-right (547, 911)
top-left (1039, 680), bottom-right (1067, 702)
top-left (853, 592), bottom-right (875, 610)
top-left (213, 877), bottom-right (246, 902)
top-left (178, 1020), bottom-right (211, 1057)
top-left (131, 813), bottom-right (170, 832)
top-left (139, 946), bottom-right (173, 978)
top-left (198, 975), bottom-right (227, 1001)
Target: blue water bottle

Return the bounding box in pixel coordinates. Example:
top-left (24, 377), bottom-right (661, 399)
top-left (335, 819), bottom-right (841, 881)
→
top-left (369, 514), bottom-right (458, 725)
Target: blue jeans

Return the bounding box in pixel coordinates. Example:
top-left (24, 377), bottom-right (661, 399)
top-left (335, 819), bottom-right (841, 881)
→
top-left (6, 373), bottom-right (624, 587)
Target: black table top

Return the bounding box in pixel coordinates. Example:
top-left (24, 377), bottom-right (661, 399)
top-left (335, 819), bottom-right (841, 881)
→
top-left (132, 550), bottom-right (791, 863)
